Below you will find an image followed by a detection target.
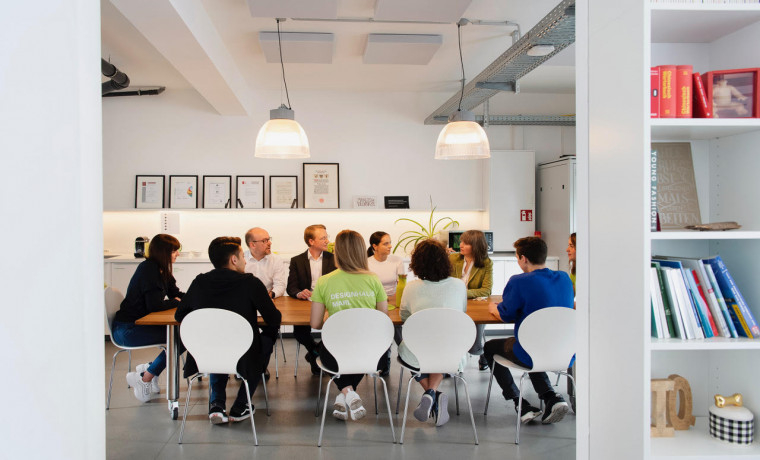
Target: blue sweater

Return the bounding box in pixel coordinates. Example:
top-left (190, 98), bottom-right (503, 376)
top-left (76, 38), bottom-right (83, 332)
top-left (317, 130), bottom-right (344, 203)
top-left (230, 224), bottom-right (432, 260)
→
top-left (496, 268), bottom-right (574, 367)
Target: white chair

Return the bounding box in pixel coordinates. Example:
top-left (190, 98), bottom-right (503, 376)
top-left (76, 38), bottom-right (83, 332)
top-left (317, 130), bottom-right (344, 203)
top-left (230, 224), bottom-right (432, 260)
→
top-left (483, 307), bottom-right (576, 444)
top-left (314, 309), bottom-right (396, 447)
top-left (105, 287), bottom-right (166, 409)
top-left (272, 328), bottom-right (286, 379)
top-left (178, 309), bottom-right (270, 445)
top-left (396, 308), bottom-right (478, 445)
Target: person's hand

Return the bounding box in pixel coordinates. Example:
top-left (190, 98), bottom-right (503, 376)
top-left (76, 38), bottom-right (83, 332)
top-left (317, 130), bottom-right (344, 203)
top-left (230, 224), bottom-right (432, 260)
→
top-left (488, 302), bottom-right (500, 319)
top-left (297, 289), bottom-right (312, 300)
top-left (446, 247), bottom-right (455, 255)
top-left (174, 297), bottom-right (181, 302)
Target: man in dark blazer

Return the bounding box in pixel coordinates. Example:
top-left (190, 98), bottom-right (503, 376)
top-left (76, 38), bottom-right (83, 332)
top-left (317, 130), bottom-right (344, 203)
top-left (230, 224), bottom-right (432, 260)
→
top-left (287, 224), bottom-right (336, 374)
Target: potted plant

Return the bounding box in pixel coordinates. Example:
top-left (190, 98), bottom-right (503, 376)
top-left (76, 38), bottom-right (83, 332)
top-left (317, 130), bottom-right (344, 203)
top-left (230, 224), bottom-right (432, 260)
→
top-left (393, 198), bottom-right (459, 254)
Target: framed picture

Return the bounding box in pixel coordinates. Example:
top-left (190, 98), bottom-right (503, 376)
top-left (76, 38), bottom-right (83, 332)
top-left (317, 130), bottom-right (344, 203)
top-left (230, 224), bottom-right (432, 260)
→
top-left (203, 175), bottom-right (231, 209)
top-left (269, 176), bottom-right (298, 209)
top-left (303, 163), bottom-right (339, 209)
top-left (703, 68), bottom-right (760, 118)
top-left (236, 176), bottom-right (264, 209)
top-left (135, 175), bottom-right (164, 209)
top-left (353, 195), bottom-right (378, 209)
top-left (169, 175), bottom-right (198, 209)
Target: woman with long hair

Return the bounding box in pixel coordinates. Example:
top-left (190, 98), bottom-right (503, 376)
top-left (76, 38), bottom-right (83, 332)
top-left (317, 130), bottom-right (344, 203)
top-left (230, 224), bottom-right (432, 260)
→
top-left (366, 231), bottom-right (406, 303)
top-left (112, 234), bottom-right (184, 403)
top-left (310, 230), bottom-right (388, 421)
top-left (567, 232), bottom-right (576, 292)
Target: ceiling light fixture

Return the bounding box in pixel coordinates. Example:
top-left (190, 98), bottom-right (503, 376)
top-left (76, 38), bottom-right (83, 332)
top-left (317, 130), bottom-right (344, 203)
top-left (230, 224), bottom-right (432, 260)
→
top-left (255, 19), bottom-right (310, 159)
top-left (434, 22), bottom-right (490, 160)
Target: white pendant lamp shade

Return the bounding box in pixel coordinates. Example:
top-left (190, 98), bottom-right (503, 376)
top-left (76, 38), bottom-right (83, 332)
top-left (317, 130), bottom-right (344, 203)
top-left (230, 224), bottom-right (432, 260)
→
top-left (254, 105), bottom-right (310, 159)
top-left (434, 110), bottom-right (490, 160)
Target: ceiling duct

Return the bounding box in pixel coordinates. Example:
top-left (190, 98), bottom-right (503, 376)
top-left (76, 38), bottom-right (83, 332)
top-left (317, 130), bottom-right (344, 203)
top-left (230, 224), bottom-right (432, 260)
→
top-left (101, 58), bottom-right (130, 95)
top-left (425, 0), bottom-right (575, 126)
top-left (102, 86), bottom-right (166, 97)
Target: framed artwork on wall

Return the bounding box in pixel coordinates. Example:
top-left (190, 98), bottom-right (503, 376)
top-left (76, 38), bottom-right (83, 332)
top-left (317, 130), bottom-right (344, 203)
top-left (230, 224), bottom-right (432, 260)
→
top-left (236, 175), bottom-right (264, 208)
top-left (203, 175), bottom-right (231, 209)
top-left (169, 175), bottom-right (198, 209)
top-left (135, 175), bottom-right (164, 209)
top-left (702, 68), bottom-right (760, 118)
top-left (269, 175), bottom-right (298, 209)
top-left (303, 162), bottom-right (339, 209)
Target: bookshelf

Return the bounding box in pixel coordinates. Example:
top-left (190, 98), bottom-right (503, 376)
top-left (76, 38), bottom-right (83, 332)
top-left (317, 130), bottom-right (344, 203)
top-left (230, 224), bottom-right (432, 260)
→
top-left (647, 4), bottom-right (760, 459)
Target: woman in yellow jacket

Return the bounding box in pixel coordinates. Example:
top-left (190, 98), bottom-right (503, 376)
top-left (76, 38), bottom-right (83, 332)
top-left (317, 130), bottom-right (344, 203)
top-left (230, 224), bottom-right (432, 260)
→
top-left (449, 230), bottom-right (493, 370)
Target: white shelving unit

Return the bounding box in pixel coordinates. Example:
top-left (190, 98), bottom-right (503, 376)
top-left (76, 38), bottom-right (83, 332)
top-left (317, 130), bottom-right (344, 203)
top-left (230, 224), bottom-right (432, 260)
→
top-left (647, 4), bottom-right (760, 459)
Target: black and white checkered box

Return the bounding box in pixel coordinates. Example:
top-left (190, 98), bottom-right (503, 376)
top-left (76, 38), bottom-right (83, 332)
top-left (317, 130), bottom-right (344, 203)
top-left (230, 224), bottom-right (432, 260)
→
top-left (709, 405), bottom-right (754, 444)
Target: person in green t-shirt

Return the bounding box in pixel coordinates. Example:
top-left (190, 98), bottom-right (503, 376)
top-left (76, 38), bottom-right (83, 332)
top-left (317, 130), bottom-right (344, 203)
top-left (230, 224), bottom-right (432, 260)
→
top-left (310, 230), bottom-right (388, 422)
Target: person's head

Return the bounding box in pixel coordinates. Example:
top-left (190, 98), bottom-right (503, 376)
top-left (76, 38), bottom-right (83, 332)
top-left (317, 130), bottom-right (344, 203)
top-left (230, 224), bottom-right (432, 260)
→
top-left (148, 234), bottom-right (181, 281)
top-left (367, 231), bottom-right (391, 259)
top-left (513, 236), bottom-right (548, 269)
top-left (459, 230), bottom-right (489, 267)
top-left (304, 224), bottom-right (329, 252)
top-left (208, 236), bottom-right (246, 273)
top-left (245, 227), bottom-right (272, 259)
top-left (567, 232), bottom-right (576, 275)
top-left (409, 239), bottom-right (451, 282)
top-left (333, 230), bottom-right (369, 274)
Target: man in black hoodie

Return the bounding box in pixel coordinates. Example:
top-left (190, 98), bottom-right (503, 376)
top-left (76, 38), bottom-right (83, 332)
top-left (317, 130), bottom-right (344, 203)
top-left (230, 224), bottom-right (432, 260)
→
top-left (175, 237), bottom-right (282, 424)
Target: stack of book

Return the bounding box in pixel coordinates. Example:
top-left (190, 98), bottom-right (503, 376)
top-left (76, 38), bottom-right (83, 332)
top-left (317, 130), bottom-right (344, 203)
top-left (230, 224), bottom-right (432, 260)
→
top-left (650, 255), bottom-right (760, 339)
top-left (651, 65), bottom-right (712, 118)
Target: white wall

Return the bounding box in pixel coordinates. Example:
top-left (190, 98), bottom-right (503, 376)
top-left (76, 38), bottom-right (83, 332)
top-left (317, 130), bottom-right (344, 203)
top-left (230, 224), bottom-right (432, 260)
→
top-left (1, 2), bottom-right (104, 458)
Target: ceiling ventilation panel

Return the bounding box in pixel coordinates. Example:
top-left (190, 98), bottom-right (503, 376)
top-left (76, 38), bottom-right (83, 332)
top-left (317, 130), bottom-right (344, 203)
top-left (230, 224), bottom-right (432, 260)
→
top-left (246, 0), bottom-right (338, 19)
top-left (259, 32), bottom-right (335, 64)
top-left (363, 34), bottom-right (442, 65)
top-left (373, 0), bottom-right (472, 23)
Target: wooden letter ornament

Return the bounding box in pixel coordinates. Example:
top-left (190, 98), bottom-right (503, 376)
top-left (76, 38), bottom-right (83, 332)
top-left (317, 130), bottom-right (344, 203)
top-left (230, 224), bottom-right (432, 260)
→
top-left (715, 393), bottom-right (743, 408)
top-left (667, 374), bottom-right (696, 430)
top-left (651, 378), bottom-right (675, 437)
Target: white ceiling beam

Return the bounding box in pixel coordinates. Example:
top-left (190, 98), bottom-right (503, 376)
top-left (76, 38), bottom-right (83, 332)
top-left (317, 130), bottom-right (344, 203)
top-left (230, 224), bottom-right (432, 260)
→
top-left (109, 0), bottom-right (254, 116)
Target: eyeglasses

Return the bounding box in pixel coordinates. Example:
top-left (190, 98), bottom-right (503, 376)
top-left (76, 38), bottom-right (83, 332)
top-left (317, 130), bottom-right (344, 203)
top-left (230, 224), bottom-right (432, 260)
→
top-left (253, 237), bottom-right (273, 244)
top-left (318, 236), bottom-right (330, 241)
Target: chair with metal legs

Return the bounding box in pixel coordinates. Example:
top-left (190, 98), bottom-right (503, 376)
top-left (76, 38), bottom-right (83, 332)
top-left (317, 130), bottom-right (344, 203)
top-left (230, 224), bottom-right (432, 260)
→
top-left (272, 328), bottom-right (286, 379)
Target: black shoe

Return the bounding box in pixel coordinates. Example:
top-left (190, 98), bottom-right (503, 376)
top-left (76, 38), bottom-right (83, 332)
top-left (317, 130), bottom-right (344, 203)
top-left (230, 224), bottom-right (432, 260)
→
top-left (305, 351), bottom-right (321, 375)
top-left (515, 398), bottom-right (542, 423)
top-left (229, 405), bottom-right (254, 422)
top-left (208, 405), bottom-right (228, 425)
top-left (541, 393), bottom-right (569, 424)
top-left (264, 369), bottom-right (270, 381)
top-left (478, 355), bottom-right (489, 371)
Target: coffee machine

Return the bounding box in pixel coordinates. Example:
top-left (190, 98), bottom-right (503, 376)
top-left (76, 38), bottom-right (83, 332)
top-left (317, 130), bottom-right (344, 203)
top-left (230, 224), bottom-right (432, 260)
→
top-left (134, 236), bottom-right (150, 258)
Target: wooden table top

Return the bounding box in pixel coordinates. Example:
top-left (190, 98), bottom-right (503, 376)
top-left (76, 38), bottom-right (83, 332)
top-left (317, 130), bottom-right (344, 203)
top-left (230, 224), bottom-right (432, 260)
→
top-left (135, 295), bottom-right (504, 327)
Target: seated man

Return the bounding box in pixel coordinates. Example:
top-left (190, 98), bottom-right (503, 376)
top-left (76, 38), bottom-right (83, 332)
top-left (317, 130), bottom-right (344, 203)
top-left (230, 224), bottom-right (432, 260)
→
top-left (175, 237), bottom-right (282, 424)
top-left (485, 236), bottom-right (574, 425)
top-left (286, 224), bottom-right (336, 375)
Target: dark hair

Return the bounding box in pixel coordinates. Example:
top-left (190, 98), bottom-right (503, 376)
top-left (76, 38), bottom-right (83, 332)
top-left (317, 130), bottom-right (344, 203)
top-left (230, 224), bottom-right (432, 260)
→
top-left (367, 231), bottom-right (389, 257)
top-left (569, 232), bottom-right (576, 276)
top-left (208, 236), bottom-right (242, 269)
top-left (148, 234), bottom-right (181, 283)
top-left (513, 236), bottom-right (547, 265)
top-left (409, 239), bottom-right (451, 282)
top-left (458, 230), bottom-right (489, 268)
top-left (304, 224), bottom-right (326, 246)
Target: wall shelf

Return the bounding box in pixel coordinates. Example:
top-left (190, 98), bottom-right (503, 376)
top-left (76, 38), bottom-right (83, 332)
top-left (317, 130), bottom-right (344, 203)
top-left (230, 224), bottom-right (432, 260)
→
top-left (650, 231), bottom-right (760, 240)
top-left (651, 337), bottom-right (760, 351)
top-left (651, 417), bottom-right (760, 459)
top-left (651, 119), bottom-right (760, 141)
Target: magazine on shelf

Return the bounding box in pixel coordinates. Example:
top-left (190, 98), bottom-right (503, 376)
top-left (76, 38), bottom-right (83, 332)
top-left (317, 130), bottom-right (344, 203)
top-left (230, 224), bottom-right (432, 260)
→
top-left (703, 263), bottom-right (739, 338)
top-left (703, 256), bottom-right (760, 338)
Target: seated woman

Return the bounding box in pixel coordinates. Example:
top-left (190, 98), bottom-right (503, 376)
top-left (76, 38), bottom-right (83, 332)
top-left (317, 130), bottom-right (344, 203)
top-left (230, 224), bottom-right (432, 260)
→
top-left (310, 230), bottom-right (388, 421)
top-left (449, 230), bottom-right (493, 370)
top-left (366, 231), bottom-right (405, 304)
top-left (111, 234), bottom-right (184, 402)
top-left (398, 239), bottom-right (467, 427)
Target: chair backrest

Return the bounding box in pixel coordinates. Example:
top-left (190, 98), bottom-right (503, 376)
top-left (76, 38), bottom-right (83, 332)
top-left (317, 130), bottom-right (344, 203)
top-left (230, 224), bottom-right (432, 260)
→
top-left (517, 307), bottom-right (575, 372)
top-left (321, 308), bottom-right (394, 375)
top-left (180, 309), bottom-right (254, 374)
top-left (402, 308), bottom-right (476, 373)
top-left (104, 287), bottom-right (125, 337)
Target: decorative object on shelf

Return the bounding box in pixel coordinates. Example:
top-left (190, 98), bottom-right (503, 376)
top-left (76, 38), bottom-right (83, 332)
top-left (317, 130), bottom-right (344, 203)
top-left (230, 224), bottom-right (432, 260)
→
top-left (135, 175), bottom-right (164, 209)
top-left (352, 195), bottom-right (378, 209)
top-left (169, 175), bottom-right (198, 209)
top-left (202, 175), bottom-right (231, 209)
top-left (651, 374), bottom-right (695, 437)
top-left (651, 378), bottom-right (675, 437)
top-left (393, 197), bottom-right (459, 254)
top-left (384, 196), bottom-right (409, 209)
top-left (684, 221), bottom-right (742, 231)
top-left (652, 142), bottom-right (701, 229)
top-left (269, 175), bottom-right (297, 209)
top-left (710, 392), bottom-right (754, 444)
top-left (303, 163), bottom-right (339, 208)
top-left (254, 19), bottom-right (310, 159)
top-left (236, 176), bottom-right (264, 209)
top-left (434, 21), bottom-right (490, 160)
top-left (702, 69), bottom-right (760, 119)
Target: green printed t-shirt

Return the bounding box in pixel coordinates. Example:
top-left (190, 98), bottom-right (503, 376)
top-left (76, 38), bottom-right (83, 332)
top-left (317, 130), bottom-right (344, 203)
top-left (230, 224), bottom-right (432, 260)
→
top-left (311, 269), bottom-right (387, 317)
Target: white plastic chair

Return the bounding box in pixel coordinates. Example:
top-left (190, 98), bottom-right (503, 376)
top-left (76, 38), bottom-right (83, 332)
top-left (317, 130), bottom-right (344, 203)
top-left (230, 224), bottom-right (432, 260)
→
top-left (396, 308), bottom-right (478, 444)
top-left (105, 287), bottom-right (166, 409)
top-left (314, 308), bottom-right (396, 447)
top-left (178, 309), bottom-right (270, 445)
top-left (483, 307), bottom-right (576, 444)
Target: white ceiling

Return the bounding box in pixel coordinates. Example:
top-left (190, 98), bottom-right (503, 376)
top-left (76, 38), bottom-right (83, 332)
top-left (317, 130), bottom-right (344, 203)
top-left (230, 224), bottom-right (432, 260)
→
top-left (101, 0), bottom-right (575, 115)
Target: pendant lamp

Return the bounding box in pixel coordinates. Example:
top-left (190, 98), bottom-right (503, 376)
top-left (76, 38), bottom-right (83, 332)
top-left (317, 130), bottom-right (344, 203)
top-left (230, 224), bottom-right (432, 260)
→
top-left (434, 23), bottom-right (490, 160)
top-left (255, 19), bottom-right (310, 159)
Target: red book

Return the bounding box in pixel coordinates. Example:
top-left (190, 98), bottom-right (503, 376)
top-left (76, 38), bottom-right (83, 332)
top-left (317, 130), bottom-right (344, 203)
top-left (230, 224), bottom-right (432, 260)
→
top-left (651, 67), bottom-right (660, 118)
top-left (659, 65), bottom-right (677, 118)
top-left (692, 72), bottom-right (712, 118)
top-left (691, 270), bottom-right (719, 336)
top-left (676, 65), bottom-right (693, 118)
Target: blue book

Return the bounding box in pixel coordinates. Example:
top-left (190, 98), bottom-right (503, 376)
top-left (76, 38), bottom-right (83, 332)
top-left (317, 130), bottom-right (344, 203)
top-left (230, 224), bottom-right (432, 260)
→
top-left (703, 263), bottom-right (739, 338)
top-left (703, 256), bottom-right (760, 338)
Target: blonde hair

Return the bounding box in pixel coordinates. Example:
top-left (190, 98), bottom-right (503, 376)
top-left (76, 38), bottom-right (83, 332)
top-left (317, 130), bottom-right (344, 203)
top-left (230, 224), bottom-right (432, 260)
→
top-left (304, 224), bottom-right (326, 246)
top-left (334, 230), bottom-right (370, 274)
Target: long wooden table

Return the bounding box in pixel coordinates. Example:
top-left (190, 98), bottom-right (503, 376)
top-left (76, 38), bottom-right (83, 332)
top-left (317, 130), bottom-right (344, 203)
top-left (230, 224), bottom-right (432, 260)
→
top-left (136, 295), bottom-right (503, 419)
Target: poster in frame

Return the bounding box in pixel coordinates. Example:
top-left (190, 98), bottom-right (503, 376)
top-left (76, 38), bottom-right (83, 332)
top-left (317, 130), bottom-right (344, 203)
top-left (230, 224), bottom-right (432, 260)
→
top-left (135, 175), bottom-right (165, 209)
top-left (203, 175), bottom-right (232, 209)
top-left (303, 162), bottom-right (340, 209)
top-left (169, 175), bottom-right (198, 209)
top-left (236, 175), bottom-right (265, 209)
top-left (702, 68), bottom-right (760, 118)
top-left (269, 176), bottom-right (298, 209)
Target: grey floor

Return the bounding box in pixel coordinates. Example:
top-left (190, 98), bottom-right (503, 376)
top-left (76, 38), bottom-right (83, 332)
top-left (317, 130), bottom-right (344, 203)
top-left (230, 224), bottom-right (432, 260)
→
top-left (105, 336), bottom-right (575, 459)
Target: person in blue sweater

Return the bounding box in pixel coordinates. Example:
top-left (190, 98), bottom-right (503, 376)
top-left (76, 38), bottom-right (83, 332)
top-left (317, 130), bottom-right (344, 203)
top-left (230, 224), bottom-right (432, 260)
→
top-left (485, 236), bottom-right (574, 425)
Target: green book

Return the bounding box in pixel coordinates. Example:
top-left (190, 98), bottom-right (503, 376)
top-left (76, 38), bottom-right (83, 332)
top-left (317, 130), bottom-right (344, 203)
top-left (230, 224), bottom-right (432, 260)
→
top-left (651, 262), bottom-right (676, 337)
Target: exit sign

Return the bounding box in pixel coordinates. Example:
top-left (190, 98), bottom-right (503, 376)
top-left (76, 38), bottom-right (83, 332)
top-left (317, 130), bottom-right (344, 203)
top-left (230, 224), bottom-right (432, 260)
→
top-left (520, 210), bottom-right (533, 222)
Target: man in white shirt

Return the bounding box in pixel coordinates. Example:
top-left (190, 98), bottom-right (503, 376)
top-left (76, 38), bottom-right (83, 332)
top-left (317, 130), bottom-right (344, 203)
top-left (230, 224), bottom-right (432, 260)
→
top-left (244, 227), bottom-right (287, 299)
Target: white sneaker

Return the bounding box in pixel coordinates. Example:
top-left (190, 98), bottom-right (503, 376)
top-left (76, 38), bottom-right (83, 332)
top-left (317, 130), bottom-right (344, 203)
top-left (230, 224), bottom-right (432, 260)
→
top-left (333, 392), bottom-right (348, 420)
top-left (135, 363), bottom-right (160, 394)
top-left (125, 372), bottom-right (152, 403)
top-left (345, 390), bottom-right (366, 421)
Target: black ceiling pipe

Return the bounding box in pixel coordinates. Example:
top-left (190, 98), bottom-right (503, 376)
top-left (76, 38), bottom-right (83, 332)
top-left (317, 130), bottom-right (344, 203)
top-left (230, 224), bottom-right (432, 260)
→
top-left (101, 58), bottom-right (130, 95)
